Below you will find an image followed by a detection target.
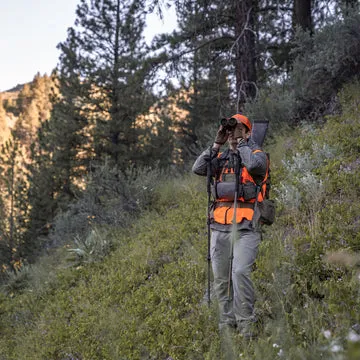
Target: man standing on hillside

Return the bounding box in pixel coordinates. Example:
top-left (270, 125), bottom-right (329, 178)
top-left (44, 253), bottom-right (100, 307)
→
top-left (192, 114), bottom-right (268, 338)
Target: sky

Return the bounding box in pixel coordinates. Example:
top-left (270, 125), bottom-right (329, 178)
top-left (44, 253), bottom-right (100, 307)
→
top-left (0, 0), bottom-right (176, 92)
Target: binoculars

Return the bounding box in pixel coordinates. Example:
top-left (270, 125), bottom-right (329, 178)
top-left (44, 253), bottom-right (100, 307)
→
top-left (220, 117), bottom-right (237, 130)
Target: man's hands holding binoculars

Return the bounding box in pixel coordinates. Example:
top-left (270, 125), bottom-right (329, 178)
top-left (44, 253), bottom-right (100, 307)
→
top-left (214, 118), bottom-right (238, 145)
top-left (214, 117), bottom-right (248, 147)
top-left (214, 126), bottom-right (229, 145)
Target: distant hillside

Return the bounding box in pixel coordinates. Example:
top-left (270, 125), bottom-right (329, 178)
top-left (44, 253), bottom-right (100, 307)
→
top-left (3, 83), bottom-right (25, 93)
top-left (0, 84), bottom-right (25, 110)
top-left (0, 88), bottom-right (22, 129)
top-left (0, 74), bottom-right (54, 145)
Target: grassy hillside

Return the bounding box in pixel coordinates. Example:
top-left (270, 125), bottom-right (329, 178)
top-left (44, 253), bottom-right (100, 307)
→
top-left (0, 82), bottom-right (360, 359)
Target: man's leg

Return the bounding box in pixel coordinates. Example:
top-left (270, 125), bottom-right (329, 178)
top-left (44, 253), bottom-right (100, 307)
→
top-left (211, 230), bottom-right (236, 329)
top-left (232, 229), bottom-right (261, 328)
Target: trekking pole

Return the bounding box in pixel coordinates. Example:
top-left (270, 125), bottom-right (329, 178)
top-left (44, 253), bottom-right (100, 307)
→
top-left (206, 145), bottom-right (213, 306)
top-left (227, 151), bottom-right (241, 300)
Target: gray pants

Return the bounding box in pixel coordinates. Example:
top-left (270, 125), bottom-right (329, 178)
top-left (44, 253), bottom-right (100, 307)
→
top-left (211, 229), bottom-right (261, 327)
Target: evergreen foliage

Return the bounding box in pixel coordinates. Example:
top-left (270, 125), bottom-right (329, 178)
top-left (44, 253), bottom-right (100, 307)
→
top-left (56, 0), bottom-right (156, 171)
top-left (244, 14), bottom-right (360, 129)
top-left (0, 74), bottom-right (55, 267)
top-left (149, 0), bottom-right (354, 157)
top-left (13, 73), bottom-right (54, 146)
top-left (0, 132), bottom-right (29, 269)
top-left (290, 14), bottom-right (360, 121)
top-left (49, 162), bottom-right (166, 248)
top-left (24, 122), bottom-right (58, 259)
top-left (0, 95), bottom-right (10, 144)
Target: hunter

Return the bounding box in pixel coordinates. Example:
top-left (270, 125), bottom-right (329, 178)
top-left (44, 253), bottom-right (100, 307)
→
top-left (192, 113), bottom-right (268, 338)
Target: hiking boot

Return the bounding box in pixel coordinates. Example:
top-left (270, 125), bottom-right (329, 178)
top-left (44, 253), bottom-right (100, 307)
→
top-left (218, 322), bottom-right (236, 338)
top-left (237, 320), bottom-right (258, 340)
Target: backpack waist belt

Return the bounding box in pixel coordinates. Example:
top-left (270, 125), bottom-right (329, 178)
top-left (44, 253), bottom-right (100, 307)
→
top-left (214, 201), bottom-right (255, 209)
top-left (212, 201), bottom-right (255, 224)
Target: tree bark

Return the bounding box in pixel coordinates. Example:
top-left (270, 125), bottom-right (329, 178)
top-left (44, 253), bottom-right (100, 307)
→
top-left (293, 0), bottom-right (312, 34)
top-left (234, 0), bottom-right (257, 112)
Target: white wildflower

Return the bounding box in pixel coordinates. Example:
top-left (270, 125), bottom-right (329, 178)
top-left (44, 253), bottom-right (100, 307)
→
top-left (330, 342), bottom-right (342, 353)
top-left (347, 330), bottom-right (360, 342)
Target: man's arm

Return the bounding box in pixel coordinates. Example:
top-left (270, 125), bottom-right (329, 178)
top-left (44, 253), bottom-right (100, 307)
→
top-left (238, 143), bottom-right (267, 177)
top-left (192, 145), bottom-right (220, 176)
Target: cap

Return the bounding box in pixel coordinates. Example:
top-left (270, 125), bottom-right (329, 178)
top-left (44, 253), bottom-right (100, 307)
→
top-left (231, 113), bottom-right (252, 132)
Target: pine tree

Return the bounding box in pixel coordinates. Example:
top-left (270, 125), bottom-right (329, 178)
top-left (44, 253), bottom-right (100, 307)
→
top-left (0, 132), bottom-right (28, 267)
top-left (0, 95), bottom-right (10, 144)
top-left (16, 83), bottom-right (32, 116)
top-left (57, 0), bottom-right (155, 172)
top-left (46, 86), bottom-right (90, 207)
top-left (13, 101), bottom-right (39, 146)
top-left (23, 0), bottom-right (163, 257)
top-left (23, 122), bottom-right (58, 259)
top-left (168, 0), bottom-right (259, 111)
top-left (13, 74), bottom-right (55, 147)
top-left (139, 97), bottom-right (177, 167)
top-left (0, 194), bottom-right (10, 271)
top-left (151, 0), bottom-right (252, 158)
top-left (30, 73), bottom-right (54, 124)
top-left (228, 0), bottom-right (257, 109)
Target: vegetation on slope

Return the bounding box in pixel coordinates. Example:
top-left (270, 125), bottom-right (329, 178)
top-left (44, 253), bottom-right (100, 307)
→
top-left (0, 82), bottom-right (359, 360)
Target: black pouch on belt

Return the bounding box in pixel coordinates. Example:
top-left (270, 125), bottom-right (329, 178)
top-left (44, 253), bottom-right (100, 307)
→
top-left (257, 199), bottom-right (276, 225)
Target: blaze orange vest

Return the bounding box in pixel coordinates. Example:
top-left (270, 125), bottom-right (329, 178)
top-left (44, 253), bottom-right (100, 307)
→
top-left (212, 150), bottom-right (268, 225)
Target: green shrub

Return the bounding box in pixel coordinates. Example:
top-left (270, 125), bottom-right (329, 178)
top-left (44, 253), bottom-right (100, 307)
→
top-left (290, 15), bottom-right (360, 120)
top-left (244, 84), bottom-right (296, 130)
top-left (244, 15), bottom-right (360, 134)
top-left (67, 227), bottom-right (113, 264)
top-left (1, 266), bottom-right (31, 295)
top-left (50, 162), bottom-right (169, 247)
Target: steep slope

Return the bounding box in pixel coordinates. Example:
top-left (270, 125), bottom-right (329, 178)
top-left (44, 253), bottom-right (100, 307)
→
top-left (1, 82), bottom-right (360, 360)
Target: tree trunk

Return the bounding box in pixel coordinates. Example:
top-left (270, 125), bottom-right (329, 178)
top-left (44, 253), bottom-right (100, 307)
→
top-left (293, 0), bottom-right (312, 34)
top-left (110, 0), bottom-right (121, 165)
top-left (234, 0), bottom-right (257, 112)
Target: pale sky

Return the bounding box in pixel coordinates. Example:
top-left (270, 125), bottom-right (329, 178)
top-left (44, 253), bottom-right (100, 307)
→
top-left (0, 0), bottom-right (176, 92)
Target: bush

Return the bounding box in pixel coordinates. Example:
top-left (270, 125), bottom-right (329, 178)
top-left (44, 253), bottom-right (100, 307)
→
top-left (290, 15), bottom-right (360, 121)
top-left (1, 266), bottom-right (31, 295)
top-left (244, 15), bottom-right (360, 133)
top-left (67, 227), bottom-right (112, 264)
top-left (50, 162), bottom-right (168, 248)
top-left (244, 84), bottom-right (296, 130)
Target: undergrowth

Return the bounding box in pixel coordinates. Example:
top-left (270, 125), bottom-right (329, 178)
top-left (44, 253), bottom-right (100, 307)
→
top-left (1, 82), bottom-right (360, 359)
